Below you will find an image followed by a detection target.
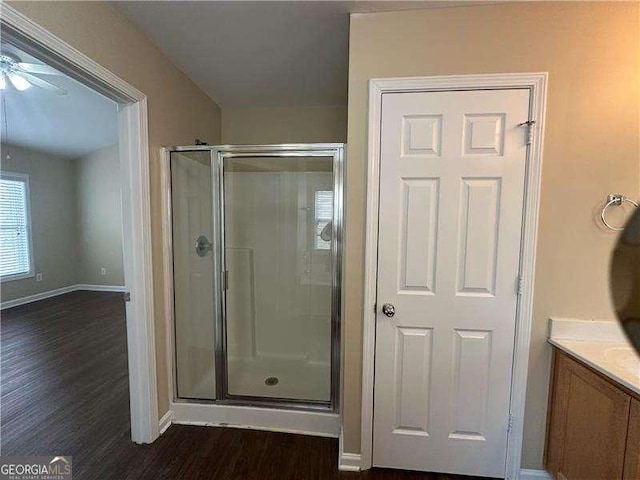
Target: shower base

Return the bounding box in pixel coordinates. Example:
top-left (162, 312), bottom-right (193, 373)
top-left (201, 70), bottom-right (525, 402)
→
top-left (178, 356), bottom-right (331, 405)
top-left (170, 356), bottom-right (338, 438)
top-left (227, 356), bottom-right (330, 402)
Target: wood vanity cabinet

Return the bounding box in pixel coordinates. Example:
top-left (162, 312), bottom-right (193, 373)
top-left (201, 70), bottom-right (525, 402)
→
top-left (545, 349), bottom-right (640, 480)
top-left (625, 399), bottom-right (640, 479)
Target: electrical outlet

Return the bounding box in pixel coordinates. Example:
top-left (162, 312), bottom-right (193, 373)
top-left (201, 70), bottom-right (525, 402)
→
top-left (100, 268), bottom-right (107, 276)
top-left (36, 273), bottom-right (43, 282)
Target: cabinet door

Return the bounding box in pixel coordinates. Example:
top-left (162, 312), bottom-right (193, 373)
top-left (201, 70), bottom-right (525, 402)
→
top-left (547, 352), bottom-right (631, 480)
top-left (624, 399), bottom-right (640, 480)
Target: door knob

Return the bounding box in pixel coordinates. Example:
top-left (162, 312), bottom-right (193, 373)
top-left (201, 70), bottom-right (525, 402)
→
top-left (382, 303), bottom-right (395, 317)
top-left (195, 235), bottom-right (213, 257)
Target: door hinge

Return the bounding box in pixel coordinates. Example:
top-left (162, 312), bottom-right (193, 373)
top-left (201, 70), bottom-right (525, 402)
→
top-left (507, 413), bottom-right (514, 434)
top-left (124, 291), bottom-right (131, 302)
top-left (222, 270), bottom-right (229, 291)
top-left (518, 120), bottom-right (536, 146)
top-left (516, 275), bottom-right (524, 296)
top-left (373, 302), bottom-right (377, 314)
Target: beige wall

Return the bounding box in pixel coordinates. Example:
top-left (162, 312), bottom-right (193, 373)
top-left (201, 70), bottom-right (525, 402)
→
top-left (222, 106), bottom-right (347, 144)
top-left (10, 1), bottom-right (222, 418)
top-left (1, 145), bottom-right (79, 301)
top-left (345, 2), bottom-right (639, 469)
top-left (74, 144), bottom-right (124, 286)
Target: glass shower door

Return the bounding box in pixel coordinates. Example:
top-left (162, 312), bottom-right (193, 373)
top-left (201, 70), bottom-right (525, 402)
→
top-left (170, 150), bottom-right (217, 400)
top-left (222, 155), bottom-right (334, 403)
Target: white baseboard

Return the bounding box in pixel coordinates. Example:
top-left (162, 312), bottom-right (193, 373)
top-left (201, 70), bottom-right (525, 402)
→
top-left (75, 284), bottom-right (127, 293)
top-left (159, 410), bottom-right (173, 435)
top-left (1, 284), bottom-right (77, 309)
top-left (339, 452), bottom-right (361, 471)
top-left (519, 469), bottom-right (552, 480)
top-left (338, 428), bottom-right (361, 471)
top-left (171, 401), bottom-right (340, 438)
top-left (1, 284), bottom-right (127, 310)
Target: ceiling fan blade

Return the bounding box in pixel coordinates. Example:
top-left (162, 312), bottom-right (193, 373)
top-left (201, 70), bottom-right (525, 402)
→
top-left (8, 72), bottom-right (31, 91)
top-left (17, 62), bottom-right (61, 76)
top-left (19, 72), bottom-right (67, 95)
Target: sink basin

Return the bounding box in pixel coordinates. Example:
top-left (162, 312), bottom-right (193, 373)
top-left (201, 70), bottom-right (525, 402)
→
top-left (604, 346), bottom-right (640, 376)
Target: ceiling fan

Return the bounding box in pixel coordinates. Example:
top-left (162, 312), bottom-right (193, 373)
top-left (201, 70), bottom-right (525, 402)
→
top-left (0, 53), bottom-right (67, 95)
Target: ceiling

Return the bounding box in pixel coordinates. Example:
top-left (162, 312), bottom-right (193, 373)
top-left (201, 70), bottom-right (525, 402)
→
top-left (116, 1), bottom-right (485, 108)
top-left (0, 44), bottom-right (118, 158)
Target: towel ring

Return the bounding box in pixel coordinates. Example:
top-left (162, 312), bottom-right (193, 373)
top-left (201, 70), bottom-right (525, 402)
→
top-left (601, 194), bottom-right (639, 231)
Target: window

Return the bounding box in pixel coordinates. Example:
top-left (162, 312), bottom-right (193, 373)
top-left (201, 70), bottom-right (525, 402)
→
top-left (0, 173), bottom-right (33, 280)
top-left (314, 190), bottom-right (333, 250)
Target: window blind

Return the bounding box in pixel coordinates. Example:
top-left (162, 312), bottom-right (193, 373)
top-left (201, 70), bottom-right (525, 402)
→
top-left (314, 190), bottom-right (333, 250)
top-left (0, 177), bottom-right (31, 278)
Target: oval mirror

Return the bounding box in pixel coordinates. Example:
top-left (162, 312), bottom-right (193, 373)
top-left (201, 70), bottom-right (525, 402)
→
top-left (611, 208), bottom-right (640, 354)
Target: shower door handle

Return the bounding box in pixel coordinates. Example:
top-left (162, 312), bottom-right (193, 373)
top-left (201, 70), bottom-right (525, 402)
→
top-left (195, 235), bottom-right (213, 257)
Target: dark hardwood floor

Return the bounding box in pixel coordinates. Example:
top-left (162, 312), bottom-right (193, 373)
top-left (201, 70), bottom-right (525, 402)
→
top-left (1, 291), bottom-right (491, 480)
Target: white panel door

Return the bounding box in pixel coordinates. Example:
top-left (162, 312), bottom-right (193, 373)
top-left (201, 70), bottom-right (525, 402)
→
top-left (372, 89), bottom-right (530, 477)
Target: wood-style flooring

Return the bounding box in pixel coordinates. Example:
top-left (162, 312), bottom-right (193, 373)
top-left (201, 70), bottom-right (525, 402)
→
top-left (1, 291), bottom-right (491, 480)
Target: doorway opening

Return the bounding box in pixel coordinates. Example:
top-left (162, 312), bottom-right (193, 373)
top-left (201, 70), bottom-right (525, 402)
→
top-left (1, 5), bottom-right (157, 444)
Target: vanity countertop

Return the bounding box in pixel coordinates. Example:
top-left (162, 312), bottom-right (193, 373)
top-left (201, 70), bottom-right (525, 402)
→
top-left (548, 318), bottom-right (640, 397)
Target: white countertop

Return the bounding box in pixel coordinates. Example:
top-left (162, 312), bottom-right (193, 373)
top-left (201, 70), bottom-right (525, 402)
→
top-left (548, 318), bottom-right (640, 397)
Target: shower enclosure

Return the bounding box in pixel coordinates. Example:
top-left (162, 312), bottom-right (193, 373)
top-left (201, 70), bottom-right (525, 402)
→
top-left (167, 144), bottom-right (343, 412)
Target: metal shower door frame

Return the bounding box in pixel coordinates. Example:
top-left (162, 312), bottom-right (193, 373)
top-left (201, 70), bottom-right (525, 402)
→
top-left (170, 143), bottom-right (344, 412)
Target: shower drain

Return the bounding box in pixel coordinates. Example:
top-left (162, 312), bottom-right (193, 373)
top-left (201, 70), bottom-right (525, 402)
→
top-left (265, 376), bottom-right (279, 386)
